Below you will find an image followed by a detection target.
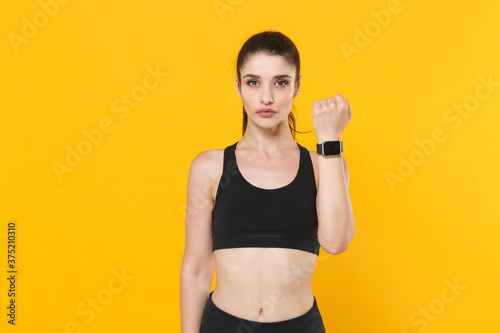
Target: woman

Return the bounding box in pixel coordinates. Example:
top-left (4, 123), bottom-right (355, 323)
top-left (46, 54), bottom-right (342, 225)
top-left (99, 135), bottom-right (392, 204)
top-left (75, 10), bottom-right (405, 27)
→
top-left (180, 30), bottom-right (354, 333)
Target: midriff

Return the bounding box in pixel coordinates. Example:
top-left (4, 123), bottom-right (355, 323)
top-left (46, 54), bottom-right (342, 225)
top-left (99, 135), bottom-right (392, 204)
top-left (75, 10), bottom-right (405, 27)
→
top-left (212, 247), bottom-right (318, 322)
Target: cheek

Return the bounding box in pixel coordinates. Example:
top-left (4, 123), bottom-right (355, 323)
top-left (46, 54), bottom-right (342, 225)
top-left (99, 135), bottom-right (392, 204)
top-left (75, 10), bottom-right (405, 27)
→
top-left (240, 88), bottom-right (256, 100)
top-left (276, 91), bottom-right (295, 104)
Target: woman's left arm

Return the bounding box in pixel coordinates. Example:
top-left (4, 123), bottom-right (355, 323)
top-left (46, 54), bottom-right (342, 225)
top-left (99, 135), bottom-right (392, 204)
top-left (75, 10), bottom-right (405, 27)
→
top-left (312, 94), bottom-right (355, 254)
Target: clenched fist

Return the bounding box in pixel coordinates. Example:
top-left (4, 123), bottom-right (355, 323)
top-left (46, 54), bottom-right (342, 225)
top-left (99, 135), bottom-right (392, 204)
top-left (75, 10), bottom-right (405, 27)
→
top-left (312, 94), bottom-right (352, 142)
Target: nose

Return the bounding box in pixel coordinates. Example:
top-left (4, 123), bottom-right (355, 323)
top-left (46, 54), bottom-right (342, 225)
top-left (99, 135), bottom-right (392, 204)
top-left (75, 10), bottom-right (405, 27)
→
top-left (260, 84), bottom-right (273, 104)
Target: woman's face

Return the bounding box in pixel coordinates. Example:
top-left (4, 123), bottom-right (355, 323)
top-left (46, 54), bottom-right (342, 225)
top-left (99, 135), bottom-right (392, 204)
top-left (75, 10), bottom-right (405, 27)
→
top-left (236, 53), bottom-right (301, 131)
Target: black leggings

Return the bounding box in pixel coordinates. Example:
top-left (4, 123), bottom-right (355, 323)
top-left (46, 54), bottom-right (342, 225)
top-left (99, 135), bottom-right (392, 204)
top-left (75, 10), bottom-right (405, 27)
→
top-left (200, 291), bottom-right (326, 333)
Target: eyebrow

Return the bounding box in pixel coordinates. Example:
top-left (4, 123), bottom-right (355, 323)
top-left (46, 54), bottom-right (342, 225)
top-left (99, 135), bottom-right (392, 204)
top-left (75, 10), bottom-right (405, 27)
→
top-left (243, 74), bottom-right (292, 79)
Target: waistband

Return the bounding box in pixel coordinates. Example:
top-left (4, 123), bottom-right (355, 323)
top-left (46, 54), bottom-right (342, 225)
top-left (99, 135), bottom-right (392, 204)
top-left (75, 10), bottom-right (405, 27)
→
top-left (203, 290), bottom-right (324, 331)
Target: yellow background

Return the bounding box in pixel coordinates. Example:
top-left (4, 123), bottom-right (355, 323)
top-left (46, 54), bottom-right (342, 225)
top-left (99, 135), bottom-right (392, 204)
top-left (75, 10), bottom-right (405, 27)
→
top-left (1, 0), bottom-right (499, 332)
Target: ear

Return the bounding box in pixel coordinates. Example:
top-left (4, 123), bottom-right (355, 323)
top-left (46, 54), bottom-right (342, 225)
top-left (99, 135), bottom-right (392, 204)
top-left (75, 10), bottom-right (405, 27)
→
top-left (235, 76), bottom-right (242, 98)
top-left (293, 75), bottom-right (301, 98)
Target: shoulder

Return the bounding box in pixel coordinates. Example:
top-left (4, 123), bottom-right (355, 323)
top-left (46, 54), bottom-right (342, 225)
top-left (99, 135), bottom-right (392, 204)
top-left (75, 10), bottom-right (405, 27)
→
top-left (190, 148), bottom-right (224, 171)
top-left (189, 148), bottom-right (225, 183)
top-left (188, 148), bottom-right (225, 200)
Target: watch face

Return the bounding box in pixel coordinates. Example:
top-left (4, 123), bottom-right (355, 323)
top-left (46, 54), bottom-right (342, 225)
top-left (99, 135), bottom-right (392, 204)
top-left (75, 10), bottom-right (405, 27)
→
top-left (324, 142), bottom-right (341, 155)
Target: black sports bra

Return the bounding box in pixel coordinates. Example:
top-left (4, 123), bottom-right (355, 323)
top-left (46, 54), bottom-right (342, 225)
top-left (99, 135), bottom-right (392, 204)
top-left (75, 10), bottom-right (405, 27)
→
top-left (211, 141), bottom-right (320, 256)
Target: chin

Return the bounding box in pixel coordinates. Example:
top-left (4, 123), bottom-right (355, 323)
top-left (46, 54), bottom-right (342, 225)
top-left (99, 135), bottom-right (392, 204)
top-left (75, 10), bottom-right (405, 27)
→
top-left (258, 121), bottom-right (284, 131)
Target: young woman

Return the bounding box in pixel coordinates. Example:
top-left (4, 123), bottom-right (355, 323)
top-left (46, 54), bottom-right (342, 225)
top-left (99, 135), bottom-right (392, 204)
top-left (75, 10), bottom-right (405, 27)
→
top-left (180, 30), bottom-right (354, 333)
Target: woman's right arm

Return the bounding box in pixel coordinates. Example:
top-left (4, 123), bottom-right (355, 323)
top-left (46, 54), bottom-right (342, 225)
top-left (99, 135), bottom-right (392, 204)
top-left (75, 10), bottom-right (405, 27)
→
top-left (180, 150), bottom-right (218, 333)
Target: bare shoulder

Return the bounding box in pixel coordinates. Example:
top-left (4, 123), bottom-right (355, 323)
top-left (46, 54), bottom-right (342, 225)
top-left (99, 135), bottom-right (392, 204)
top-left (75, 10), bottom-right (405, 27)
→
top-left (189, 148), bottom-right (225, 202)
top-left (190, 148), bottom-right (224, 173)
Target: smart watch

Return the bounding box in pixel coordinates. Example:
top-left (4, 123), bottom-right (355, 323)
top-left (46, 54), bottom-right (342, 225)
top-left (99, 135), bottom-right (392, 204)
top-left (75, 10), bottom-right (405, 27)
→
top-left (316, 141), bottom-right (343, 157)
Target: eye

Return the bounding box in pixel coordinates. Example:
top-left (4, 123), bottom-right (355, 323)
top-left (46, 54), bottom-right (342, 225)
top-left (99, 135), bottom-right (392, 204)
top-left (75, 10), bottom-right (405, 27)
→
top-left (247, 80), bottom-right (257, 86)
top-left (276, 80), bottom-right (289, 87)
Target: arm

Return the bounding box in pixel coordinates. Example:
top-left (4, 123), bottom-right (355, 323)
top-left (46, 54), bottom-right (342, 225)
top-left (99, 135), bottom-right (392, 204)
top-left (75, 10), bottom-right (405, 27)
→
top-left (180, 150), bottom-right (217, 333)
top-left (316, 152), bottom-right (355, 254)
top-left (312, 94), bottom-right (355, 254)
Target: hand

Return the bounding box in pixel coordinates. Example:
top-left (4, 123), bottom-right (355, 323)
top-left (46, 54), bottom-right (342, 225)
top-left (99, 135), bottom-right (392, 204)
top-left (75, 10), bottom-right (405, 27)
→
top-left (312, 94), bottom-right (352, 141)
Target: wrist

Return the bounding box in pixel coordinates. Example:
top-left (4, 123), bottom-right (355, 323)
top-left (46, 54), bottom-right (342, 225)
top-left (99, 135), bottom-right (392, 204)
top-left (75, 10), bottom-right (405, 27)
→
top-left (316, 140), bottom-right (343, 157)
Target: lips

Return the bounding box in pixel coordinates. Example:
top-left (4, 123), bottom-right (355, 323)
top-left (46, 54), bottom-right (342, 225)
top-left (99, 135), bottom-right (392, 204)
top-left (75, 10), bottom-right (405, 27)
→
top-left (256, 109), bottom-right (277, 118)
top-left (258, 108), bottom-right (276, 113)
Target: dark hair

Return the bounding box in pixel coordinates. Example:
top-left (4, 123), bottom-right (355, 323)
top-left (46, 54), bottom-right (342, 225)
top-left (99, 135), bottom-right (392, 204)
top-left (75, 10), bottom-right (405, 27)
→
top-left (236, 30), bottom-right (312, 139)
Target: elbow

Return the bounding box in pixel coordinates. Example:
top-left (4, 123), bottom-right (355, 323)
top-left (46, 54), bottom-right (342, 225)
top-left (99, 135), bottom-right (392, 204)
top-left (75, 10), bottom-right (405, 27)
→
top-left (320, 229), bottom-right (354, 255)
top-left (323, 240), bottom-right (350, 255)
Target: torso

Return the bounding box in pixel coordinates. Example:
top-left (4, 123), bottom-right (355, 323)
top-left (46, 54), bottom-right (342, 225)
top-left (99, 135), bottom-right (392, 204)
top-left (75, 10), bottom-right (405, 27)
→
top-left (208, 144), bottom-right (320, 322)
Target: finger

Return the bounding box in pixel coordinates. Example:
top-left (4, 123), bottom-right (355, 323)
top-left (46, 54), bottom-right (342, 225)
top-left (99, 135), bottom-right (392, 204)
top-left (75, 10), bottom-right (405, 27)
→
top-left (312, 100), bottom-right (321, 111)
top-left (327, 96), bottom-right (336, 105)
top-left (335, 94), bottom-right (348, 111)
top-left (334, 95), bottom-right (344, 107)
top-left (346, 100), bottom-right (352, 118)
top-left (319, 98), bottom-right (328, 107)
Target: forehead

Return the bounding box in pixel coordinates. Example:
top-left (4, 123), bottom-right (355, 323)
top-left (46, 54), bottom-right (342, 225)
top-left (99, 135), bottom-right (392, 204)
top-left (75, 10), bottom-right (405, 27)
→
top-left (241, 53), bottom-right (295, 76)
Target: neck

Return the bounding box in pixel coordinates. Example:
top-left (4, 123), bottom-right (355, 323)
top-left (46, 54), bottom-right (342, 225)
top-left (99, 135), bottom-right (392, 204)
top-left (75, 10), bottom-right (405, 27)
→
top-left (239, 121), bottom-right (297, 153)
